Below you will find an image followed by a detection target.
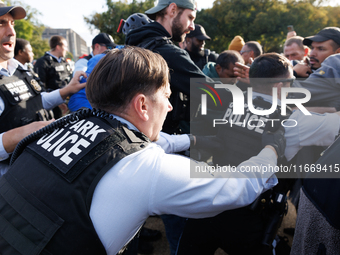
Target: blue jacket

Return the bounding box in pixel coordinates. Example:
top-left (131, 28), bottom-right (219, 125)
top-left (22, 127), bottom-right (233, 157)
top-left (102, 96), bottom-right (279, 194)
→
top-left (68, 53), bottom-right (106, 112)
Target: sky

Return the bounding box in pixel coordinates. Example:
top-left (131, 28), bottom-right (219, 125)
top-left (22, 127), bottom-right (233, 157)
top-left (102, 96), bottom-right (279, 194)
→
top-left (22, 0), bottom-right (339, 47)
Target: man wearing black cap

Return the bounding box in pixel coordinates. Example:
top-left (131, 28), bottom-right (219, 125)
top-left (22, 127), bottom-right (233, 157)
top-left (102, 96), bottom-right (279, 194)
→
top-left (73, 33), bottom-right (116, 74)
top-left (291, 27), bottom-right (340, 110)
top-left (0, 1), bottom-right (86, 176)
top-left (184, 24), bottom-right (219, 70)
top-left (294, 27), bottom-right (340, 78)
top-left (303, 27), bottom-right (340, 70)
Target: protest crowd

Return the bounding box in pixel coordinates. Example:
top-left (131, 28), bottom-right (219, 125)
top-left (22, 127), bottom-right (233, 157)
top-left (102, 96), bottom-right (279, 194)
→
top-left (1, 0), bottom-right (340, 254)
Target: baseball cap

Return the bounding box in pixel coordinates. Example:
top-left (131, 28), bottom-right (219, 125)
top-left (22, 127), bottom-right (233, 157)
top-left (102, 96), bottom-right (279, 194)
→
top-left (145, 0), bottom-right (196, 17)
top-left (0, 0), bottom-right (26, 20)
top-left (186, 24), bottom-right (211, 40)
top-left (92, 33), bottom-right (116, 49)
top-left (303, 27), bottom-right (340, 46)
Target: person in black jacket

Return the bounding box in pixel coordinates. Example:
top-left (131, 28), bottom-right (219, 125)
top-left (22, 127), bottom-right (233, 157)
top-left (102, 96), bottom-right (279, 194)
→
top-left (34, 35), bottom-right (73, 118)
top-left (125, 0), bottom-right (217, 136)
top-left (184, 24), bottom-right (219, 70)
top-left (34, 35), bottom-right (72, 91)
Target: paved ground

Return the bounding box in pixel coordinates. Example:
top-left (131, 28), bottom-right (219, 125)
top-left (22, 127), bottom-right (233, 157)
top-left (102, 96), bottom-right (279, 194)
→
top-left (141, 201), bottom-right (297, 255)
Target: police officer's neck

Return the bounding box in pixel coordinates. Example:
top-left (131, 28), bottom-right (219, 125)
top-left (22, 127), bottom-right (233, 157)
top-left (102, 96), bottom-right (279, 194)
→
top-left (0, 58), bottom-right (8, 70)
top-left (49, 49), bottom-right (63, 59)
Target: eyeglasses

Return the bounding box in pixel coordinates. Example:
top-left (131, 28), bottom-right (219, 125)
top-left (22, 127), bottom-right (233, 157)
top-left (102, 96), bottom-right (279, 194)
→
top-left (240, 50), bottom-right (251, 55)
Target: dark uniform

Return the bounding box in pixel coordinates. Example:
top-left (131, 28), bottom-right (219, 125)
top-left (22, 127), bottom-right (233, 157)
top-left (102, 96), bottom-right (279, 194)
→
top-left (0, 66), bottom-right (53, 134)
top-left (178, 94), bottom-right (292, 255)
top-left (186, 48), bottom-right (219, 71)
top-left (0, 109), bottom-right (150, 255)
top-left (34, 53), bottom-right (72, 91)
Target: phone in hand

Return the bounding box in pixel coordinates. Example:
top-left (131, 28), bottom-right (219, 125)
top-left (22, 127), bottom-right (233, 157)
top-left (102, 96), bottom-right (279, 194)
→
top-left (287, 25), bottom-right (294, 32)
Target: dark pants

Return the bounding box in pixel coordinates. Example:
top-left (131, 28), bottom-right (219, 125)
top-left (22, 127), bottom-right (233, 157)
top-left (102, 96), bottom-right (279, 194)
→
top-left (160, 214), bottom-right (187, 255)
top-left (177, 207), bottom-right (273, 255)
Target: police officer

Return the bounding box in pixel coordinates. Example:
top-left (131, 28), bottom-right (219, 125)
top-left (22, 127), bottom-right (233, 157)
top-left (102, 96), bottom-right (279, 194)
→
top-left (177, 53), bottom-right (340, 255)
top-left (34, 35), bottom-right (74, 118)
top-left (0, 47), bottom-right (285, 255)
top-left (185, 24), bottom-right (219, 70)
top-left (34, 35), bottom-right (72, 91)
top-left (0, 2), bottom-right (86, 177)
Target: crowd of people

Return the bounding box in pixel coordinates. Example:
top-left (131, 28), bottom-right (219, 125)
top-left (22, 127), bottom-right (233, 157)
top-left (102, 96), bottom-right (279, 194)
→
top-left (0, 0), bottom-right (340, 254)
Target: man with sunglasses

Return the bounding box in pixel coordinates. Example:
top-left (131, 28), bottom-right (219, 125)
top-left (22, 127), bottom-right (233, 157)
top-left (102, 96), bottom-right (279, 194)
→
top-left (240, 41), bottom-right (263, 65)
top-left (73, 33), bottom-right (116, 74)
top-left (178, 53), bottom-right (340, 255)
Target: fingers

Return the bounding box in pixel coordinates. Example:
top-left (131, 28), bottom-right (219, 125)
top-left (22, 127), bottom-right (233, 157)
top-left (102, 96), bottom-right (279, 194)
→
top-left (73, 71), bottom-right (87, 81)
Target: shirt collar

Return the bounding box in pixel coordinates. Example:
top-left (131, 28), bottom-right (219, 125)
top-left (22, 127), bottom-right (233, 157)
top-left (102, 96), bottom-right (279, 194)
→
top-left (0, 58), bottom-right (20, 77)
top-left (109, 114), bottom-right (140, 132)
top-left (46, 51), bottom-right (63, 63)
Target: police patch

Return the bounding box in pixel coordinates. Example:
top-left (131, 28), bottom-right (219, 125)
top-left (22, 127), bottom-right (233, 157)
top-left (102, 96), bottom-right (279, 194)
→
top-left (28, 116), bottom-right (112, 175)
top-left (31, 79), bottom-right (42, 92)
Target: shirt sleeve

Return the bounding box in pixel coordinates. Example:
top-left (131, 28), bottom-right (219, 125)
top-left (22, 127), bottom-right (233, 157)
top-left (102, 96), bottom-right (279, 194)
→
top-left (0, 132), bottom-right (9, 161)
top-left (285, 110), bottom-right (340, 161)
top-left (41, 90), bottom-right (64, 110)
top-left (150, 147), bottom-right (277, 218)
top-left (155, 132), bottom-right (190, 153)
top-left (73, 58), bottom-right (88, 75)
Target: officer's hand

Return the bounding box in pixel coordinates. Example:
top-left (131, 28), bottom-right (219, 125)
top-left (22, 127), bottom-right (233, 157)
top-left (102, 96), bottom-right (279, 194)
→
top-left (262, 120), bottom-right (286, 160)
top-left (293, 63), bottom-right (311, 78)
top-left (59, 71), bottom-right (87, 99)
top-left (234, 62), bottom-right (250, 84)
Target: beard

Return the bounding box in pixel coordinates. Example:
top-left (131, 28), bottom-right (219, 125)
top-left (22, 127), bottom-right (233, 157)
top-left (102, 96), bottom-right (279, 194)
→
top-left (191, 42), bottom-right (204, 55)
top-left (171, 12), bottom-right (189, 42)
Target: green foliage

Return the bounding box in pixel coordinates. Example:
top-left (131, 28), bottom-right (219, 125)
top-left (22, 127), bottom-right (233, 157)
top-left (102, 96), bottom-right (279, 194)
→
top-left (30, 25), bottom-right (50, 59)
top-left (196, 0), bottom-right (334, 53)
top-left (7, 0), bottom-right (335, 57)
top-left (14, 19), bottom-right (34, 41)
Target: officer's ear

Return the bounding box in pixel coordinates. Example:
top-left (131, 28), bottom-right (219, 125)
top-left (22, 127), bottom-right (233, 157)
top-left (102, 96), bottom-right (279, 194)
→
top-left (215, 64), bottom-right (222, 76)
top-left (132, 93), bottom-right (149, 121)
top-left (17, 49), bottom-right (24, 56)
top-left (335, 47), bottom-right (340, 54)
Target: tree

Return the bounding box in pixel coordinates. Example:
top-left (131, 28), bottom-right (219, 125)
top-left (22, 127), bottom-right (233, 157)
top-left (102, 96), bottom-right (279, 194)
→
top-left (84, 0), bottom-right (340, 54)
top-left (84, 0), bottom-right (155, 45)
top-left (196, 0), bottom-right (332, 53)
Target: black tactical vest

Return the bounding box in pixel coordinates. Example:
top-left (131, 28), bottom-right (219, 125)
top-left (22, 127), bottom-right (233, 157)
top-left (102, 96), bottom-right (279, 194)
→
top-left (39, 54), bottom-right (72, 91)
top-left (0, 67), bottom-right (53, 133)
top-left (0, 109), bottom-right (150, 255)
top-left (214, 95), bottom-right (292, 167)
